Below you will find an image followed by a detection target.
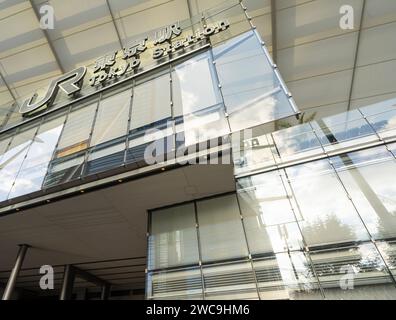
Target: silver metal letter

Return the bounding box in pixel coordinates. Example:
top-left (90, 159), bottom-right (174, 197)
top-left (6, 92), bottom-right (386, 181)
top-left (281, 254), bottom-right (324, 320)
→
top-left (20, 66), bottom-right (87, 115)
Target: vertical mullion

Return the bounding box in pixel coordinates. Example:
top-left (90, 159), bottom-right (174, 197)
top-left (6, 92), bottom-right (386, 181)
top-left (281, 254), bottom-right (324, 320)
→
top-left (234, 189), bottom-right (262, 300)
top-left (193, 201), bottom-right (206, 300)
top-left (42, 105), bottom-right (72, 189)
top-left (6, 117), bottom-right (44, 201)
top-left (80, 94), bottom-right (102, 178)
top-left (123, 82), bottom-right (135, 165)
top-left (169, 64), bottom-right (176, 163)
top-left (145, 210), bottom-right (152, 300)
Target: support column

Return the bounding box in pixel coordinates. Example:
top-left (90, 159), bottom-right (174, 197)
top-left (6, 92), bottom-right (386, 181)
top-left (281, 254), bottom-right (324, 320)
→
top-left (2, 244), bottom-right (29, 300)
top-left (100, 284), bottom-right (111, 300)
top-left (60, 265), bottom-right (75, 300)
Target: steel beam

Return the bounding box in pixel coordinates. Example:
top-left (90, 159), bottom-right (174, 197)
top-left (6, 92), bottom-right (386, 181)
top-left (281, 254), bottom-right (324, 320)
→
top-left (346, 0), bottom-right (366, 111)
top-left (105, 0), bottom-right (123, 49)
top-left (2, 244), bottom-right (29, 300)
top-left (100, 284), bottom-right (111, 300)
top-left (60, 265), bottom-right (75, 300)
top-left (270, 0), bottom-right (278, 63)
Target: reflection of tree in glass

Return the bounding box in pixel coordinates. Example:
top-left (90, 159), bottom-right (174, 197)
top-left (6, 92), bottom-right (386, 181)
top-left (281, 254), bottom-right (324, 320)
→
top-left (303, 213), bottom-right (356, 247)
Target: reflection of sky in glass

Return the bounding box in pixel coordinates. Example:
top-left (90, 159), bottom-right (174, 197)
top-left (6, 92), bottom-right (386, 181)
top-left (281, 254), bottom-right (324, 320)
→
top-left (333, 147), bottom-right (396, 239)
top-left (286, 159), bottom-right (369, 246)
top-left (8, 122), bottom-right (64, 199)
top-left (0, 134), bottom-right (34, 201)
top-left (271, 123), bottom-right (321, 159)
top-left (173, 52), bottom-right (220, 115)
top-left (238, 172), bottom-right (304, 253)
top-left (213, 30), bottom-right (296, 131)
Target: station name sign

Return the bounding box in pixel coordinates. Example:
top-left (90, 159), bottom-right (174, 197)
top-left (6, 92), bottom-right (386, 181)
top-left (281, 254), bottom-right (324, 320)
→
top-left (19, 20), bottom-right (230, 116)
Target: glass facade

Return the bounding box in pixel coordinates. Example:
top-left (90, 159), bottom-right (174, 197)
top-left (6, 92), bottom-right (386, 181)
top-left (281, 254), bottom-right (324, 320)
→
top-left (148, 140), bottom-right (396, 299)
top-left (147, 97), bottom-right (396, 300)
top-left (1, 0), bottom-right (395, 301)
top-left (0, 26), bottom-right (297, 208)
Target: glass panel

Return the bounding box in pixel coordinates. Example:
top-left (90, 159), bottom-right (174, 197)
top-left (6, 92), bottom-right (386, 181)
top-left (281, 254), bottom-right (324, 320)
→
top-left (202, 261), bottom-right (258, 300)
top-left (366, 109), bottom-right (396, 140)
top-left (0, 124), bottom-right (38, 202)
top-left (85, 89), bottom-right (131, 175)
top-left (311, 110), bottom-right (377, 152)
top-left (232, 131), bottom-right (277, 175)
top-left (360, 97), bottom-right (396, 141)
top-left (172, 51), bottom-right (228, 147)
top-left (388, 142), bottom-right (396, 158)
top-left (44, 101), bottom-right (97, 187)
top-left (56, 101), bottom-right (97, 155)
top-left (197, 194), bottom-right (249, 262)
top-left (8, 114), bottom-right (65, 199)
top-left (285, 160), bottom-right (370, 247)
top-left (331, 147), bottom-right (396, 240)
top-left (213, 31), bottom-right (296, 131)
top-left (130, 73), bottom-right (170, 130)
top-left (271, 123), bottom-right (323, 163)
top-left (237, 171), bottom-right (304, 254)
top-left (376, 240), bottom-right (396, 281)
top-left (310, 243), bottom-right (396, 300)
top-left (172, 51), bottom-right (222, 116)
top-left (90, 89), bottom-right (131, 146)
top-left (174, 103), bottom-right (229, 147)
top-left (149, 203), bottom-right (199, 270)
top-left (253, 252), bottom-right (322, 300)
top-left (147, 267), bottom-right (203, 300)
top-left (127, 122), bottom-right (174, 168)
top-left (127, 72), bottom-right (172, 167)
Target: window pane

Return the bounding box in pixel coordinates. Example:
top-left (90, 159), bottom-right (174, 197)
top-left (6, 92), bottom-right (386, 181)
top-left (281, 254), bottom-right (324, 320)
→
top-left (175, 103), bottom-right (230, 147)
top-left (0, 124), bottom-right (38, 202)
top-left (147, 267), bottom-right (203, 300)
top-left (285, 160), bottom-right (370, 247)
top-left (377, 240), bottom-right (396, 281)
top-left (203, 261), bottom-right (258, 300)
top-left (172, 51), bottom-right (221, 116)
top-left (197, 194), bottom-right (249, 262)
top-left (310, 243), bottom-right (396, 299)
top-left (311, 110), bottom-right (377, 152)
top-left (237, 171), bottom-right (304, 254)
top-left (253, 252), bottom-right (322, 300)
top-left (232, 131), bottom-right (277, 175)
top-left (90, 89), bottom-right (131, 146)
top-left (44, 101), bottom-right (97, 187)
top-left (149, 203), bottom-right (199, 270)
top-left (8, 114), bottom-right (65, 199)
top-left (271, 123), bottom-right (322, 163)
top-left (173, 51), bottom-right (228, 147)
top-left (127, 72), bottom-right (172, 167)
top-left (213, 31), bottom-right (296, 131)
top-left (331, 147), bottom-right (396, 240)
top-left (85, 89), bottom-right (131, 175)
top-left (388, 142), bottom-right (396, 158)
top-left (130, 73), bottom-right (170, 130)
top-left (56, 101), bottom-right (97, 154)
top-left (360, 97), bottom-right (396, 141)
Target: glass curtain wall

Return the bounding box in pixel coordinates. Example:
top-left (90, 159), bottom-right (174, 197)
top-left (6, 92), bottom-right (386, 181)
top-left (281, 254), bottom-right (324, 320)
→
top-left (147, 143), bottom-right (396, 300)
top-left (0, 27), bottom-right (299, 206)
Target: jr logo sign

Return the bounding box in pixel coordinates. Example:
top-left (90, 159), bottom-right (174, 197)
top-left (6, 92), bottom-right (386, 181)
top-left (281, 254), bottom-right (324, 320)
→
top-left (19, 66), bottom-right (86, 116)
